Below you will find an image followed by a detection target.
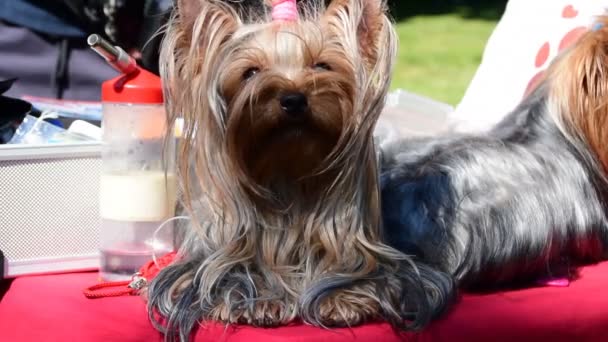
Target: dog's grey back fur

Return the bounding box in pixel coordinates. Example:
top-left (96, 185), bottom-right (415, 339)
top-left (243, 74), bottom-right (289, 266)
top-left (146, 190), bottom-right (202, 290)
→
top-left (380, 82), bottom-right (608, 287)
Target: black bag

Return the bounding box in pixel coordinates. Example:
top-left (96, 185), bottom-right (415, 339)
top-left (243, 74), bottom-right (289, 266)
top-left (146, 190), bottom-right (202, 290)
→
top-left (0, 79), bottom-right (32, 144)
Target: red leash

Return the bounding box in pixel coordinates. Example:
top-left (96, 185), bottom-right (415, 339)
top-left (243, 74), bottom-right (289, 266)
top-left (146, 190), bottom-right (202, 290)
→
top-left (83, 252), bottom-right (177, 299)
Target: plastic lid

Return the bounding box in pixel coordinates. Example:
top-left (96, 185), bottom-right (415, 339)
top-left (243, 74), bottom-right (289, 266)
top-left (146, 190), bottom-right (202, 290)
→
top-left (101, 68), bottom-right (164, 104)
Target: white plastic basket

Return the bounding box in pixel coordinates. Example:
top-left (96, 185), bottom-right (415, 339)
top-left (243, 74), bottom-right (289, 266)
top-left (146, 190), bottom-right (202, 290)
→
top-left (0, 143), bottom-right (102, 278)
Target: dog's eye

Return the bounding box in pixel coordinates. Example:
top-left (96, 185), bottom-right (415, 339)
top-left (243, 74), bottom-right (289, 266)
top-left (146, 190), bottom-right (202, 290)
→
top-left (313, 62), bottom-right (332, 71)
top-left (242, 67), bottom-right (260, 80)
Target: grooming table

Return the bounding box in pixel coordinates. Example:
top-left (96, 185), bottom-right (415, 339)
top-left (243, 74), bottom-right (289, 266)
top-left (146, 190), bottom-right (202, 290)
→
top-left (1, 262), bottom-right (608, 342)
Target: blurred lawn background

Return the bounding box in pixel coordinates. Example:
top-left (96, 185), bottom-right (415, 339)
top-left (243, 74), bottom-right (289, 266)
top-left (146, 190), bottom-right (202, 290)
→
top-left (388, 0), bottom-right (508, 105)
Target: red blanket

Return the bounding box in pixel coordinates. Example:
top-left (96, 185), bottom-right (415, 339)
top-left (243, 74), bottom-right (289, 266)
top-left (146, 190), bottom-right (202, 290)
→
top-left (2, 262), bottom-right (608, 341)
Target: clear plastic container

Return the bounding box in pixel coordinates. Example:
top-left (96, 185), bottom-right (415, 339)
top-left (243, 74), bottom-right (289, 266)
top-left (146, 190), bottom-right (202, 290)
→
top-left (99, 102), bottom-right (177, 280)
top-left (375, 89), bottom-right (454, 148)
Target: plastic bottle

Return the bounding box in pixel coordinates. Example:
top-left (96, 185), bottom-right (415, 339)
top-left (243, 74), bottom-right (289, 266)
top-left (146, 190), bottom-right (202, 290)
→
top-left (93, 37), bottom-right (176, 281)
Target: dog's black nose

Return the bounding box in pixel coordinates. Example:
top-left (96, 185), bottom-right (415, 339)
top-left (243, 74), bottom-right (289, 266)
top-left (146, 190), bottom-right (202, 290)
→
top-left (280, 92), bottom-right (308, 116)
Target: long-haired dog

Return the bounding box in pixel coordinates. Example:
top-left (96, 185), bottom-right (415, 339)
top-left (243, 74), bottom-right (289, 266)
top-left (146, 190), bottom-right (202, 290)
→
top-left (147, 0), bottom-right (452, 340)
top-left (381, 21), bottom-right (608, 289)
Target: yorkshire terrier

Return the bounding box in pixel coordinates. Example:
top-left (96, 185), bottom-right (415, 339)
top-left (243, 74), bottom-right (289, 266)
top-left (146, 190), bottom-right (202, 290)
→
top-left (147, 0), bottom-right (452, 340)
top-left (381, 20), bottom-right (608, 289)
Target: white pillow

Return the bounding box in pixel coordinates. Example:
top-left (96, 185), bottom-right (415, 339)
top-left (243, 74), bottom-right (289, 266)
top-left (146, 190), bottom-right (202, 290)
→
top-left (448, 1), bottom-right (608, 133)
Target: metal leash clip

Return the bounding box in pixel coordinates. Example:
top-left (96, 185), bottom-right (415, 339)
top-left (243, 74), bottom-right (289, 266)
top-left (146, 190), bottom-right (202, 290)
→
top-left (128, 272), bottom-right (148, 291)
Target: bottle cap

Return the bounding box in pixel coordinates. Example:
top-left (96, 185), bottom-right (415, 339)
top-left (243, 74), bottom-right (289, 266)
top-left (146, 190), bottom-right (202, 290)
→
top-left (101, 68), bottom-right (164, 104)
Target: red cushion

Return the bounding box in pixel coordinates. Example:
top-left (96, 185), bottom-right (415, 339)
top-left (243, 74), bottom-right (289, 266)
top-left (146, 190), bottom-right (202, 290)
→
top-left (2, 262), bottom-right (608, 341)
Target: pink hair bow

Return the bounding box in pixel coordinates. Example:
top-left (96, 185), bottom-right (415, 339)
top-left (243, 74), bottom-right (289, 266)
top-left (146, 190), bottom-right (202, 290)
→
top-left (271, 0), bottom-right (299, 22)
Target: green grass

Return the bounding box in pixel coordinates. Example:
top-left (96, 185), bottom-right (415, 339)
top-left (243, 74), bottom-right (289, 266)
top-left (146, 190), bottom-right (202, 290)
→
top-left (391, 15), bottom-right (498, 105)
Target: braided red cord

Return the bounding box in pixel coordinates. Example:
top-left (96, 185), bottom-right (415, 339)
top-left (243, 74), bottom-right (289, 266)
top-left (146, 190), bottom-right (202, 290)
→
top-left (83, 252), bottom-right (177, 299)
top-left (83, 281), bottom-right (133, 298)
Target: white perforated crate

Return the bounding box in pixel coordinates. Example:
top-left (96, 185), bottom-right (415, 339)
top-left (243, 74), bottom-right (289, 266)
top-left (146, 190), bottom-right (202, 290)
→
top-left (0, 143), bottom-right (102, 278)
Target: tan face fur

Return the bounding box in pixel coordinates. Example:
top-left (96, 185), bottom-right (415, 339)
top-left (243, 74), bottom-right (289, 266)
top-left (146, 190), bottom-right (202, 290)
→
top-left (221, 23), bottom-right (356, 185)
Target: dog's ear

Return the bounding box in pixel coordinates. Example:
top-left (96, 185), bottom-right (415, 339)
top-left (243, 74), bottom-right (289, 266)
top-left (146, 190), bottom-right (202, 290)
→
top-left (324, 0), bottom-right (391, 68)
top-left (176, 0), bottom-right (240, 40)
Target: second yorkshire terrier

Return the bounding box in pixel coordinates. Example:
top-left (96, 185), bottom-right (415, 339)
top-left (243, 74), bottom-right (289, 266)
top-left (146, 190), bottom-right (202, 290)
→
top-left (148, 0), bottom-right (452, 340)
top-left (381, 20), bottom-right (608, 289)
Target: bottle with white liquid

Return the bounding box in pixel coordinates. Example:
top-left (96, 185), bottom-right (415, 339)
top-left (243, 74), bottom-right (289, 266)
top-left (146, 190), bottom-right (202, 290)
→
top-left (93, 37), bottom-right (177, 280)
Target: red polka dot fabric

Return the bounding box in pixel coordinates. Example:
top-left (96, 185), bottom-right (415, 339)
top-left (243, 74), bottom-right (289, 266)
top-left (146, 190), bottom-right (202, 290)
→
top-left (524, 5), bottom-right (589, 98)
top-left (450, 1), bottom-right (608, 133)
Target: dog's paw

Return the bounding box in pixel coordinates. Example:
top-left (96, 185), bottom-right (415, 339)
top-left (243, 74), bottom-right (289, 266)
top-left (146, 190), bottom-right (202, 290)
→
top-left (213, 299), bottom-right (297, 327)
top-left (315, 290), bottom-right (379, 327)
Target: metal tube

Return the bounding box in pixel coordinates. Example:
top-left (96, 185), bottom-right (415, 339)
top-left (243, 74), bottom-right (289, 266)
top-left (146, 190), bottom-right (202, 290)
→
top-left (87, 34), bottom-right (138, 75)
top-left (87, 34), bottom-right (120, 62)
